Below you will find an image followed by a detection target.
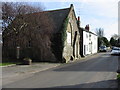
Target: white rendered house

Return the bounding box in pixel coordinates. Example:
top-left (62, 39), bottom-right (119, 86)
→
top-left (80, 25), bottom-right (98, 57)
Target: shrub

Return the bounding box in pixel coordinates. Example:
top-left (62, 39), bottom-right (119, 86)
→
top-left (117, 74), bottom-right (120, 80)
top-left (23, 57), bottom-right (32, 65)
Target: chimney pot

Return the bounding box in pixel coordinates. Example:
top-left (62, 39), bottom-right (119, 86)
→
top-left (70, 4), bottom-right (73, 7)
top-left (78, 16), bottom-right (80, 21)
top-left (77, 16), bottom-right (80, 27)
top-left (85, 24), bottom-right (90, 31)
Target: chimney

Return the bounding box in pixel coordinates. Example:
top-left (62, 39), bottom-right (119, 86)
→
top-left (78, 16), bottom-right (80, 21)
top-left (87, 24), bottom-right (89, 31)
top-left (70, 4), bottom-right (74, 10)
top-left (85, 24), bottom-right (90, 31)
top-left (77, 16), bottom-right (80, 27)
top-left (70, 4), bottom-right (73, 7)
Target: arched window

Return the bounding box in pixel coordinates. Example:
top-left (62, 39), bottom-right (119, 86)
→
top-left (28, 40), bottom-right (31, 47)
top-left (26, 40), bottom-right (32, 48)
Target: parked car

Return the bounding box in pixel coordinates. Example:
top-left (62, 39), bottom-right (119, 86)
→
top-left (99, 46), bottom-right (107, 52)
top-left (111, 47), bottom-right (120, 55)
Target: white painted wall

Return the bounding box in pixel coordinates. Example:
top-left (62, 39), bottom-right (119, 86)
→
top-left (91, 34), bottom-right (98, 54)
top-left (83, 31), bottom-right (98, 56)
top-left (83, 31), bottom-right (90, 56)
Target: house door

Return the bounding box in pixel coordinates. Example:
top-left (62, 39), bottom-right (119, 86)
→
top-left (76, 41), bottom-right (78, 58)
top-left (73, 31), bottom-right (77, 58)
top-left (84, 45), bottom-right (86, 55)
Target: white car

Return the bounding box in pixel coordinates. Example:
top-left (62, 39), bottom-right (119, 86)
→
top-left (111, 47), bottom-right (120, 55)
top-left (99, 46), bottom-right (107, 52)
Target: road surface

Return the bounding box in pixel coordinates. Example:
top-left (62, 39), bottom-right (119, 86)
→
top-left (3, 52), bottom-right (119, 88)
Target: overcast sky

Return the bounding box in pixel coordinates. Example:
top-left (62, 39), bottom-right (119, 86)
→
top-left (1, 0), bottom-right (119, 40)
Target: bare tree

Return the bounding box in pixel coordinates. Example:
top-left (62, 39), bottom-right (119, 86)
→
top-left (2, 2), bottom-right (56, 61)
top-left (96, 28), bottom-right (104, 37)
top-left (2, 2), bottom-right (42, 30)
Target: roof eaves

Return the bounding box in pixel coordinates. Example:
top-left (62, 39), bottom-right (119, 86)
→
top-left (80, 27), bottom-right (97, 36)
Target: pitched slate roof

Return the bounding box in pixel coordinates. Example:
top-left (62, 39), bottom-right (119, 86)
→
top-left (27, 8), bottom-right (70, 33)
top-left (3, 7), bottom-right (71, 37)
top-left (44, 8), bottom-right (70, 33)
top-left (36, 8), bottom-right (70, 33)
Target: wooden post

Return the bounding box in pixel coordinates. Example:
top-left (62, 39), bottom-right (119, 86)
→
top-left (16, 46), bottom-right (20, 59)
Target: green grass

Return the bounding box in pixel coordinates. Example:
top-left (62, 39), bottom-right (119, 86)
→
top-left (0, 62), bottom-right (19, 66)
top-left (117, 74), bottom-right (120, 80)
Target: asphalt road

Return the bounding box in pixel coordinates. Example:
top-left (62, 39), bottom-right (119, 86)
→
top-left (3, 52), bottom-right (119, 88)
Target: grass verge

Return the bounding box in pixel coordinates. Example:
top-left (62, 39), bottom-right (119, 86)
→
top-left (117, 74), bottom-right (120, 81)
top-left (0, 62), bottom-right (20, 66)
top-left (117, 73), bottom-right (120, 88)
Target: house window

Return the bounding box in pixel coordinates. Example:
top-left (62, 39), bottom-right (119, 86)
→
top-left (69, 22), bottom-right (73, 46)
top-left (67, 32), bottom-right (71, 44)
top-left (28, 41), bottom-right (31, 47)
top-left (26, 40), bottom-right (32, 48)
top-left (89, 34), bottom-right (91, 37)
top-left (89, 34), bottom-right (91, 40)
top-left (86, 34), bottom-right (88, 38)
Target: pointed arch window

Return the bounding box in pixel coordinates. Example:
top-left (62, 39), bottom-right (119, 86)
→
top-left (28, 40), bottom-right (31, 48)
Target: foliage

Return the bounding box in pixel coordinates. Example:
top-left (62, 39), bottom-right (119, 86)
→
top-left (96, 28), bottom-right (110, 48)
top-left (110, 34), bottom-right (120, 47)
top-left (2, 2), bottom-right (56, 62)
top-left (98, 37), bottom-right (110, 47)
top-left (102, 37), bottom-right (110, 47)
top-left (2, 2), bottom-right (42, 30)
top-left (60, 18), bottom-right (69, 50)
top-left (110, 37), bottom-right (117, 46)
top-left (0, 62), bottom-right (20, 66)
top-left (60, 18), bottom-right (69, 62)
top-left (51, 18), bottom-right (69, 62)
top-left (112, 34), bottom-right (120, 40)
top-left (23, 57), bottom-right (32, 65)
top-left (23, 57), bottom-right (32, 61)
top-left (117, 74), bottom-right (120, 82)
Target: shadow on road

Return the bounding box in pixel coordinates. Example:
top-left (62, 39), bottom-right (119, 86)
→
top-left (49, 79), bottom-right (118, 88)
top-left (53, 55), bottom-right (118, 72)
top-left (2, 80), bottom-right (117, 89)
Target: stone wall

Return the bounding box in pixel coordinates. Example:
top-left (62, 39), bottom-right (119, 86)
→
top-left (62, 6), bottom-right (80, 63)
